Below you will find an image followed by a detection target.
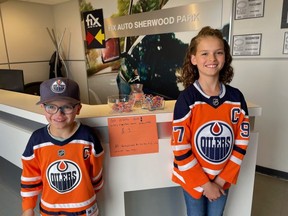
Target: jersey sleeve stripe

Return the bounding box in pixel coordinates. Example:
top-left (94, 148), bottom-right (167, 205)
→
top-left (93, 181), bottom-right (104, 191)
top-left (173, 170), bottom-right (185, 183)
top-left (233, 145), bottom-right (246, 155)
top-left (175, 150), bottom-right (192, 161)
top-left (21, 176), bottom-right (42, 182)
top-left (21, 190), bottom-right (42, 197)
top-left (230, 155), bottom-right (242, 165)
top-left (92, 168), bottom-right (103, 181)
top-left (235, 139), bottom-right (249, 146)
top-left (194, 186), bottom-right (204, 193)
top-left (21, 182), bottom-right (42, 189)
top-left (92, 177), bottom-right (103, 186)
top-left (171, 144), bottom-right (191, 151)
top-left (173, 169), bottom-right (204, 193)
top-left (177, 158), bottom-right (198, 171)
top-left (202, 167), bottom-right (222, 176)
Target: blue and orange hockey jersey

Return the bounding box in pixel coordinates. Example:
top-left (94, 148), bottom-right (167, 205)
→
top-left (21, 123), bottom-right (104, 215)
top-left (171, 82), bottom-right (250, 198)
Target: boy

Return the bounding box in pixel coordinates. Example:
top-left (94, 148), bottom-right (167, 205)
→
top-left (21, 78), bottom-right (104, 216)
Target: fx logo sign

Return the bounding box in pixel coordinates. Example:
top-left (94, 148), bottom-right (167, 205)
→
top-left (85, 14), bottom-right (101, 28)
top-left (83, 9), bottom-right (105, 49)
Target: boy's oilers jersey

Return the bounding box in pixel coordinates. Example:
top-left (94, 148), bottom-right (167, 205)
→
top-left (171, 82), bottom-right (250, 198)
top-left (20, 124), bottom-right (104, 216)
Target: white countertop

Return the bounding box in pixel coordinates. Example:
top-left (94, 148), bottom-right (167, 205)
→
top-left (0, 89), bottom-right (262, 127)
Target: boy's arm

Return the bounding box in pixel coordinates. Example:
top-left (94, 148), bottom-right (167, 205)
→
top-left (21, 144), bottom-right (42, 212)
top-left (90, 134), bottom-right (104, 193)
top-left (21, 208), bottom-right (34, 216)
top-left (21, 196), bottom-right (39, 213)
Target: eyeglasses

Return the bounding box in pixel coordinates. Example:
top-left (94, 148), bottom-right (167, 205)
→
top-left (43, 103), bottom-right (79, 114)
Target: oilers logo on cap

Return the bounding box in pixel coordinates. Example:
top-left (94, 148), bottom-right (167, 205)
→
top-left (51, 80), bottom-right (66, 94)
top-left (195, 121), bottom-right (234, 164)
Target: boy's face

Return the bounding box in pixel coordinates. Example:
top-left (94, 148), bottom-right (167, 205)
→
top-left (41, 100), bottom-right (81, 131)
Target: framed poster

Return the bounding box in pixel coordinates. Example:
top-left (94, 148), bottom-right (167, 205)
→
top-left (234, 0), bottom-right (265, 20)
top-left (283, 32), bottom-right (288, 54)
top-left (232, 34), bottom-right (262, 56)
top-left (80, 0), bottom-right (230, 104)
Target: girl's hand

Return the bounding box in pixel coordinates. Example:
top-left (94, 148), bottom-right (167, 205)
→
top-left (214, 176), bottom-right (226, 188)
top-left (202, 181), bottom-right (225, 201)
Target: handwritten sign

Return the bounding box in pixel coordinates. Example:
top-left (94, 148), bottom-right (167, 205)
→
top-left (108, 115), bottom-right (159, 157)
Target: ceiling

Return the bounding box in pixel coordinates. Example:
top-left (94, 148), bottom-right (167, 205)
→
top-left (0, 0), bottom-right (70, 5)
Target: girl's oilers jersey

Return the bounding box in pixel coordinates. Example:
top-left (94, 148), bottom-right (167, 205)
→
top-left (171, 82), bottom-right (250, 198)
top-left (20, 124), bottom-right (104, 216)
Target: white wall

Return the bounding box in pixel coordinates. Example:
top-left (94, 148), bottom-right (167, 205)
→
top-left (53, 0), bottom-right (89, 103)
top-left (232, 59), bottom-right (288, 172)
top-left (0, 1), bottom-right (54, 82)
top-left (0, 9), bottom-right (8, 64)
top-left (230, 0), bottom-right (288, 173)
top-left (0, 0), bottom-right (89, 103)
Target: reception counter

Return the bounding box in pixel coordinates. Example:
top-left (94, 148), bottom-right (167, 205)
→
top-left (0, 89), bottom-right (262, 216)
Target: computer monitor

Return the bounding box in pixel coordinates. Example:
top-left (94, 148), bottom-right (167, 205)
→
top-left (0, 69), bottom-right (24, 93)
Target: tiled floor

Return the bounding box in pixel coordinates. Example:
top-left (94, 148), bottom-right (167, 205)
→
top-left (0, 156), bottom-right (287, 216)
top-left (0, 157), bottom-right (40, 216)
top-left (251, 173), bottom-right (288, 216)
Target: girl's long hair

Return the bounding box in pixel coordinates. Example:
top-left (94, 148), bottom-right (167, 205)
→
top-left (177, 26), bottom-right (234, 89)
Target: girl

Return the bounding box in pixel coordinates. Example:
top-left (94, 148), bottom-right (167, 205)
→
top-left (171, 26), bottom-right (250, 216)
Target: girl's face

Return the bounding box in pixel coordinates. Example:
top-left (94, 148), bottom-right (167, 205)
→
top-left (191, 36), bottom-right (225, 80)
top-left (41, 100), bottom-right (81, 131)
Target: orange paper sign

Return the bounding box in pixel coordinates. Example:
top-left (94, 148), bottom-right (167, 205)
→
top-left (108, 115), bottom-right (159, 157)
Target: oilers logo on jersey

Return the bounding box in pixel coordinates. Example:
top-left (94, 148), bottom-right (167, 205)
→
top-left (47, 160), bottom-right (81, 194)
top-left (195, 121), bottom-right (233, 164)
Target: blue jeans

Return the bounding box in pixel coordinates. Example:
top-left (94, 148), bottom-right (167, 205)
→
top-left (183, 189), bottom-right (229, 216)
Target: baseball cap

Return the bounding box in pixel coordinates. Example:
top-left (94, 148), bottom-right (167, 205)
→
top-left (36, 78), bottom-right (80, 105)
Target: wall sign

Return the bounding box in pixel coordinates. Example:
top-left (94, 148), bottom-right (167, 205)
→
top-left (104, 0), bottom-right (222, 38)
top-left (83, 9), bottom-right (105, 49)
top-left (283, 32), bottom-right (288, 54)
top-left (234, 0), bottom-right (265, 20)
top-left (232, 34), bottom-right (262, 56)
top-left (281, 0), bottom-right (288, 28)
